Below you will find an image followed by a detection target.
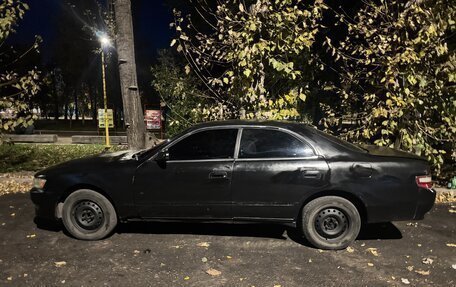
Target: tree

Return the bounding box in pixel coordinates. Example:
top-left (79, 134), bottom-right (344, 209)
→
top-left (171, 0), bottom-right (327, 120)
top-left (151, 49), bottom-right (207, 135)
top-left (322, 0), bottom-right (456, 173)
top-left (0, 1), bottom-right (41, 133)
top-left (113, 0), bottom-right (146, 149)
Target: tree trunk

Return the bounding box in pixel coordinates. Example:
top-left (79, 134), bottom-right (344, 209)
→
top-left (113, 0), bottom-right (145, 149)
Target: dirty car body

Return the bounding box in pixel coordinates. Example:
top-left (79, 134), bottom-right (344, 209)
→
top-left (30, 120), bottom-right (436, 249)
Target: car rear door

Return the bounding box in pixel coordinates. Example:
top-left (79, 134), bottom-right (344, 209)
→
top-left (133, 128), bottom-right (239, 219)
top-left (231, 127), bottom-right (330, 222)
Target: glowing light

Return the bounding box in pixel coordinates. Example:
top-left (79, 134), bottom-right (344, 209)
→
top-left (96, 31), bottom-right (112, 48)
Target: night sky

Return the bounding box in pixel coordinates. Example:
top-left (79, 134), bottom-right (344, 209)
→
top-left (11, 0), bottom-right (175, 102)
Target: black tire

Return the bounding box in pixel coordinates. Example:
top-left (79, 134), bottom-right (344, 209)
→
top-left (301, 196), bottom-right (361, 250)
top-left (62, 189), bottom-right (117, 240)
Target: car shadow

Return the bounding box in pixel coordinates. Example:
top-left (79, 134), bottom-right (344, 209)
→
top-left (34, 217), bottom-right (402, 247)
top-left (116, 221), bottom-right (403, 247)
top-left (34, 217), bottom-right (62, 232)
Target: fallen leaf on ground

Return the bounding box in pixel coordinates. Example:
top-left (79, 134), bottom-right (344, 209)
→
top-left (226, 255), bottom-right (232, 259)
top-left (422, 258), bottom-right (434, 265)
top-left (10, 213), bottom-right (15, 217)
top-left (184, 276), bottom-right (190, 280)
top-left (366, 248), bottom-right (379, 256)
top-left (367, 263), bottom-right (374, 267)
top-left (346, 246), bottom-right (354, 253)
top-left (415, 270), bottom-right (430, 276)
top-left (197, 242), bottom-right (210, 247)
top-left (401, 278), bottom-right (410, 285)
top-left (54, 261), bottom-right (67, 267)
top-left (360, 243), bottom-right (366, 247)
top-left (7, 276), bottom-right (12, 281)
top-left (449, 209), bottom-right (456, 213)
top-left (206, 268), bottom-right (221, 276)
top-left (446, 243), bottom-right (456, 247)
top-left (0, 179), bottom-right (33, 196)
top-left (201, 257), bottom-right (208, 263)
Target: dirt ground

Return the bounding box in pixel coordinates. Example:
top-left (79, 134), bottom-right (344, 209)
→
top-left (0, 192), bottom-right (455, 287)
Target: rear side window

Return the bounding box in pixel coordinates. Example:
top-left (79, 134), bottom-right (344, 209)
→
top-left (169, 129), bottom-right (238, 160)
top-left (239, 129), bottom-right (314, 159)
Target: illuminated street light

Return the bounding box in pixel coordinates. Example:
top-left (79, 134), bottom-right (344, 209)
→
top-left (97, 31), bottom-right (112, 148)
top-left (99, 34), bottom-right (111, 47)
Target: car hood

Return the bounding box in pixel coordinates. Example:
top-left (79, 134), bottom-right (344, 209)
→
top-left (362, 145), bottom-right (426, 161)
top-left (35, 150), bottom-right (139, 177)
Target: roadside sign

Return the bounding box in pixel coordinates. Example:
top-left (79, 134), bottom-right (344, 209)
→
top-left (98, 109), bottom-right (114, 128)
top-left (145, 110), bottom-right (161, 130)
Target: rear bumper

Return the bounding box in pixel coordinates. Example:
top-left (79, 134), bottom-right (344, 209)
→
top-left (413, 188), bottom-right (436, 220)
top-left (30, 188), bottom-right (59, 221)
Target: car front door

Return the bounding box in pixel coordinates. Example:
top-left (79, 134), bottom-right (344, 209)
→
top-left (133, 128), bottom-right (238, 219)
top-left (231, 128), bottom-right (330, 222)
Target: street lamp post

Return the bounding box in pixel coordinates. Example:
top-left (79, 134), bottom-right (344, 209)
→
top-left (98, 33), bottom-right (111, 149)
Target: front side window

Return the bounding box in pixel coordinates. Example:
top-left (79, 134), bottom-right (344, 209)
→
top-left (169, 129), bottom-right (238, 160)
top-left (239, 129), bottom-right (314, 159)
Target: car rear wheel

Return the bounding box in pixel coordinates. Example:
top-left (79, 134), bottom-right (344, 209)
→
top-left (301, 196), bottom-right (361, 250)
top-left (62, 189), bottom-right (117, 240)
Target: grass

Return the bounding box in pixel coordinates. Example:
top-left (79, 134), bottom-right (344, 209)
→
top-left (0, 144), bottom-right (126, 173)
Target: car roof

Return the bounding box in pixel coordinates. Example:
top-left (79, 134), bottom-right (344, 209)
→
top-left (190, 120), bottom-right (310, 130)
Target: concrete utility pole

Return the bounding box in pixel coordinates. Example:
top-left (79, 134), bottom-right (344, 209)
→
top-left (113, 0), bottom-right (146, 150)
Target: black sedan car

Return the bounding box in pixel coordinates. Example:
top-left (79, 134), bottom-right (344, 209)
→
top-left (31, 121), bottom-right (435, 249)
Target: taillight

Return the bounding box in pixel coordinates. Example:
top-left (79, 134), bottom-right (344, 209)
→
top-left (416, 175), bottom-right (433, 189)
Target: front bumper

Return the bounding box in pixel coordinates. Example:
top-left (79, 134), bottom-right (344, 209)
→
top-left (413, 188), bottom-right (436, 220)
top-left (30, 188), bottom-right (60, 221)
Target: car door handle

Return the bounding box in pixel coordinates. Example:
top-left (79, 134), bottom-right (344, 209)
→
top-left (299, 167), bottom-right (322, 179)
top-left (209, 171), bottom-right (228, 179)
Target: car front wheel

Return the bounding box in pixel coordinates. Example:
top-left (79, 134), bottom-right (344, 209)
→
top-left (62, 189), bottom-right (117, 240)
top-left (301, 196), bottom-right (361, 250)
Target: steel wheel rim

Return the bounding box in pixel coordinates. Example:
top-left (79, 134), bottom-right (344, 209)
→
top-left (314, 207), bottom-right (348, 239)
top-left (72, 200), bottom-right (104, 231)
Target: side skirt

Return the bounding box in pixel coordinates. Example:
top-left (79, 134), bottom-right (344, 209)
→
top-left (121, 217), bottom-right (296, 228)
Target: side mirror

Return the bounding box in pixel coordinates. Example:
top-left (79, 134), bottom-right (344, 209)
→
top-left (155, 150), bottom-right (169, 162)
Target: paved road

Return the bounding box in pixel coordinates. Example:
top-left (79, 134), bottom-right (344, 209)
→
top-left (0, 193), bottom-right (455, 287)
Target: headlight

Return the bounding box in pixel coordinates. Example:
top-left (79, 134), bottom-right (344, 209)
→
top-left (33, 177), bottom-right (47, 189)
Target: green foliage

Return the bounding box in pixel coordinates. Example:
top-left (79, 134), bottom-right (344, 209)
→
top-left (0, 144), bottom-right (124, 173)
top-left (0, 0), bottom-right (41, 132)
top-left (322, 0), bottom-right (456, 173)
top-left (151, 50), bottom-right (206, 136)
top-left (171, 0), bottom-right (326, 120)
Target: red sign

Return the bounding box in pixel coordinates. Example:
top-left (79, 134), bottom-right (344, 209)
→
top-left (145, 110), bottom-right (161, 130)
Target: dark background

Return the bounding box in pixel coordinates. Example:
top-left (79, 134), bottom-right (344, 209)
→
top-left (10, 0), bottom-right (175, 105)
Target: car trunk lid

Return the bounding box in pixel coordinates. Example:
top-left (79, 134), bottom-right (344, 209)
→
top-left (361, 145), bottom-right (427, 161)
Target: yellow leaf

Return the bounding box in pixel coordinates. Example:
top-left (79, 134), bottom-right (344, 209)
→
top-left (366, 248), bottom-right (379, 256)
top-left (54, 261), bottom-right (67, 268)
top-left (206, 268), bottom-right (221, 276)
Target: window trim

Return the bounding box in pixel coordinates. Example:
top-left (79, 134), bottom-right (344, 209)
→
top-left (234, 127), bottom-right (317, 160)
top-left (162, 127), bottom-right (240, 162)
top-left (150, 124), bottom-right (320, 163)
